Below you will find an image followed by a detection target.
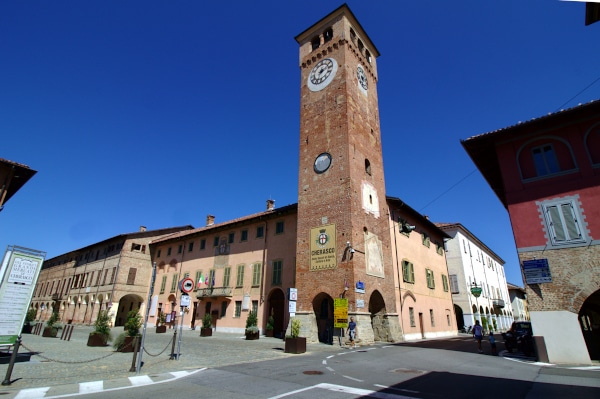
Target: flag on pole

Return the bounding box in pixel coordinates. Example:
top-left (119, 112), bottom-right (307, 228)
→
top-left (211, 274), bottom-right (215, 287)
top-left (204, 274), bottom-right (209, 285)
top-left (198, 272), bottom-right (204, 288)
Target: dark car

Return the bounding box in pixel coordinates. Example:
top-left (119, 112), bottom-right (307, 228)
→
top-left (503, 321), bottom-right (534, 355)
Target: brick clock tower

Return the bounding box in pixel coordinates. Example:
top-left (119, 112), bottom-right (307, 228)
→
top-left (294, 5), bottom-right (401, 344)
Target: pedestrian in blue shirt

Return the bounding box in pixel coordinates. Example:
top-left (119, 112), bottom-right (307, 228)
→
top-left (347, 316), bottom-right (357, 349)
top-left (472, 320), bottom-right (484, 353)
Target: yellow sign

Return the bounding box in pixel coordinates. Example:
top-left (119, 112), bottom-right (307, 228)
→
top-left (309, 224), bottom-right (337, 271)
top-left (333, 298), bottom-right (348, 328)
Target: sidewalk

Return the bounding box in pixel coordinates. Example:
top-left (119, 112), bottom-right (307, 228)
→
top-left (0, 325), bottom-right (344, 395)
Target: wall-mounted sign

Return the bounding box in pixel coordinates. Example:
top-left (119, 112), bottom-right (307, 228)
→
top-left (242, 293), bottom-right (251, 310)
top-left (523, 258), bottom-right (552, 284)
top-left (289, 288), bottom-right (298, 301)
top-left (355, 281), bottom-right (365, 293)
top-left (310, 224), bottom-right (337, 271)
top-left (356, 299), bottom-right (365, 309)
top-left (289, 301), bottom-right (297, 315)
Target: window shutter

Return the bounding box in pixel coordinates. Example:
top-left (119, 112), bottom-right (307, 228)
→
top-left (409, 263), bottom-right (414, 283)
top-left (126, 268), bottom-right (137, 285)
top-left (561, 203), bottom-right (581, 240)
top-left (547, 205), bottom-right (565, 241)
top-left (449, 274), bottom-right (459, 293)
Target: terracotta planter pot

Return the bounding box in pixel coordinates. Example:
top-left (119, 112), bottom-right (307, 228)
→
top-left (87, 333), bottom-right (108, 347)
top-left (42, 327), bottom-right (58, 338)
top-left (285, 337), bottom-right (306, 354)
top-left (119, 336), bottom-right (138, 353)
top-left (155, 325), bottom-right (167, 333)
top-left (245, 331), bottom-right (260, 340)
top-left (265, 329), bottom-right (274, 337)
top-left (200, 328), bottom-right (212, 337)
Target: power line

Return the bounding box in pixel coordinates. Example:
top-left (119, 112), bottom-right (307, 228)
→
top-left (419, 169), bottom-right (478, 212)
top-left (554, 75), bottom-right (600, 112)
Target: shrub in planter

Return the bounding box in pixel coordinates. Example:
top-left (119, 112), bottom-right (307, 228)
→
top-left (285, 318), bottom-right (306, 354)
top-left (88, 310), bottom-right (112, 346)
top-left (156, 312), bottom-right (167, 333)
top-left (245, 310), bottom-right (259, 340)
top-left (43, 311), bottom-right (60, 338)
top-left (22, 308), bottom-right (37, 334)
top-left (200, 313), bottom-right (213, 337)
top-left (113, 310), bottom-right (142, 352)
top-left (266, 315), bottom-right (274, 337)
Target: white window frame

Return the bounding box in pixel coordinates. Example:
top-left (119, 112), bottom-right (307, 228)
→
top-left (540, 197), bottom-right (586, 246)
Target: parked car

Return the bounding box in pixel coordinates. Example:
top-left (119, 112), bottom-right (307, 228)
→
top-left (502, 321), bottom-right (534, 355)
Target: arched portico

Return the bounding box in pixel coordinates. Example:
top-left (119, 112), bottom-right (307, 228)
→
top-left (114, 294), bottom-right (144, 327)
top-left (579, 288), bottom-right (600, 360)
top-left (267, 288), bottom-right (286, 338)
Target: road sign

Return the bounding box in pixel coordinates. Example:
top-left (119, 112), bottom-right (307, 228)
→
top-left (179, 277), bottom-right (194, 293)
top-left (289, 288), bottom-right (298, 301)
top-left (180, 293), bottom-right (191, 307)
top-left (523, 259), bottom-right (552, 284)
top-left (333, 298), bottom-right (348, 328)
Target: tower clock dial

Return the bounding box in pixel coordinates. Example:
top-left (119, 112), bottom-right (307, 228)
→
top-left (307, 58), bottom-right (338, 92)
top-left (357, 65), bottom-right (368, 91)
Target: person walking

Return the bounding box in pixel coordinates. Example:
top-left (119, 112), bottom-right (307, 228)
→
top-left (472, 320), bottom-right (484, 353)
top-left (489, 331), bottom-right (497, 355)
top-left (347, 316), bottom-right (357, 349)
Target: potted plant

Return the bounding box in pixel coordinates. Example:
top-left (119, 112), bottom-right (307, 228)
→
top-left (265, 315), bottom-right (274, 337)
top-left (200, 313), bottom-right (213, 337)
top-left (22, 308), bottom-right (37, 334)
top-left (113, 310), bottom-right (142, 352)
top-left (42, 311), bottom-right (60, 338)
top-left (156, 312), bottom-right (167, 333)
top-left (245, 310), bottom-right (259, 340)
top-left (285, 317), bottom-right (306, 354)
top-left (87, 310), bottom-right (112, 346)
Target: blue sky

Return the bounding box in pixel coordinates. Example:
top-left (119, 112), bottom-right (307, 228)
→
top-left (1, 1), bottom-right (598, 287)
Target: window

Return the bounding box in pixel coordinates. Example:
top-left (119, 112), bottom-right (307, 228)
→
top-left (200, 239), bottom-right (206, 250)
top-left (449, 274), bottom-right (459, 294)
top-left (256, 226), bottom-right (264, 238)
top-left (167, 247), bottom-right (172, 256)
top-left (223, 267), bottom-right (231, 287)
top-left (221, 301), bottom-right (227, 318)
top-left (170, 273), bottom-right (179, 293)
top-left (365, 49), bottom-right (372, 63)
top-left (208, 269), bottom-right (215, 287)
top-left (160, 275), bottom-right (167, 294)
top-left (272, 260), bottom-right (282, 285)
top-left (442, 274), bottom-right (449, 292)
top-left (252, 300), bottom-right (258, 314)
top-left (532, 144), bottom-right (560, 176)
top-left (188, 242), bottom-right (194, 252)
top-left (177, 245), bottom-right (183, 254)
top-left (235, 301), bottom-right (242, 318)
top-left (541, 198), bottom-right (586, 245)
top-left (275, 221), bottom-right (284, 235)
top-left (236, 265), bottom-right (245, 287)
top-left (109, 267), bottom-right (116, 284)
top-left (157, 249), bottom-right (161, 258)
top-left (228, 232), bottom-right (235, 244)
top-left (126, 268), bottom-right (137, 285)
top-left (409, 307), bottom-right (415, 327)
top-left (402, 260), bottom-right (414, 283)
top-left (422, 233), bottom-right (430, 248)
top-left (131, 243), bottom-right (146, 253)
top-left (365, 159), bottom-right (371, 175)
top-left (311, 36), bottom-right (320, 51)
top-left (435, 241), bottom-right (444, 255)
top-left (430, 309), bottom-right (435, 327)
top-left (213, 237), bottom-right (219, 247)
top-left (426, 269), bottom-right (435, 289)
top-left (241, 230), bottom-right (248, 242)
top-left (323, 27), bottom-right (333, 43)
top-left (252, 263), bottom-right (261, 287)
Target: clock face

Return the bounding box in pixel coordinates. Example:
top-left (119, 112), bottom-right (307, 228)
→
top-left (314, 152), bottom-right (332, 174)
top-left (308, 58), bottom-right (338, 92)
top-left (357, 65), bottom-right (368, 91)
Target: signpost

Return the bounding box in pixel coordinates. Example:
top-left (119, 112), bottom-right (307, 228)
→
top-left (523, 259), bottom-right (552, 284)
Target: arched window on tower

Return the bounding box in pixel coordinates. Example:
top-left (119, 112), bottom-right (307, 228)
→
top-left (349, 28), bottom-right (356, 44)
top-left (357, 39), bottom-right (364, 54)
top-left (323, 28), bottom-right (333, 43)
top-left (365, 50), bottom-right (372, 63)
top-left (365, 159), bottom-right (371, 175)
top-left (311, 36), bottom-right (320, 51)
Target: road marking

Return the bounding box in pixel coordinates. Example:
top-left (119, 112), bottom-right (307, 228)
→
top-left (374, 384), bottom-right (420, 394)
top-left (342, 374), bottom-right (363, 382)
top-left (326, 366), bottom-right (335, 372)
top-left (315, 383), bottom-right (417, 398)
top-left (14, 387), bottom-right (49, 399)
top-left (79, 380), bottom-right (103, 393)
top-left (322, 360), bottom-right (327, 365)
top-left (129, 375), bottom-right (153, 386)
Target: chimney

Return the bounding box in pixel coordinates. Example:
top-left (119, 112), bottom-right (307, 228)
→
top-left (266, 199), bottom-right (275, 211)
top-left (206, 215), bottom-right (215, 226)
top-left (139, 226), bottom-right (147, 232)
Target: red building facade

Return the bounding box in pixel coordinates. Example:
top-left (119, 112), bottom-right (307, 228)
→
top-left (462, 100), bottom-right (600, 364)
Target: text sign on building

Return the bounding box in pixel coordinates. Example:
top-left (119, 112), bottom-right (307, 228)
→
top-left (309, 224), bottom-right (337, 271)
top-left (333, 298), bottom-right (348, 329)
top-left (0, 246), bottom-right (45, 345)
top-left (523, 258), bottom-right (552, 284)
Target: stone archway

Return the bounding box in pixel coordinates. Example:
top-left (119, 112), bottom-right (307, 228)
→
top-left (454, 304), bottom-right (464, 330)
top-left (579, 288), bottom-right (600, 360)
top-left (115, 294), bottom-right (144, 327)
top-left (369, 290), bottom-right (390, 342)
top-left (267, 288), bottom-right (285, 338)
top-left (312, 293), bottom-right (333, 344)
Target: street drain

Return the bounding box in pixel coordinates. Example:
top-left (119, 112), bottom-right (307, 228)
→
top-left (303, 370), bottom-right (323, 375)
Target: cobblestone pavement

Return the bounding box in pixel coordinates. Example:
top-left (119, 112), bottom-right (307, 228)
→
top-left (0, 325), bottom-right (345, 397)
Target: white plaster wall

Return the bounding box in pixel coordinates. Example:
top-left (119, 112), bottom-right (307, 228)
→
top-left (530, 310), bottom-right (591, 365)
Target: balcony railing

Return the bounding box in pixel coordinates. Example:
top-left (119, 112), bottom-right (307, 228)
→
top-left (492, 299), bottom-right (505, 308)
top-left (51, 293), bottom-right (61, 301)
top-left (196, 286), bottom-right (232, 299)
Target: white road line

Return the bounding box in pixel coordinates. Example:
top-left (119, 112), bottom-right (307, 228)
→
top-left (128, 375), bottom-right (153, 386)
top-left (14, 387), bottom-right (50, 399)
top-left (326, 355), bottom-right (335, 359)
top-left (267, 385), bottom-right (315, 398)
top-left (326, 366), bottom-right (335, 372)
top-left (341, 374), bottom-right (363, 382)
top-left (374, 384), bottom-right (420, 394)
top-left (322, 360), bottom-right (327, 365)
top-left (79, 380), bottom-right (103, 394)
top-left (315, 383), bottom-right (417, 399)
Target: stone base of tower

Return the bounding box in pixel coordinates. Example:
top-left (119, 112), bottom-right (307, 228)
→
top-left (286, 311), bottom-right (403, 346)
